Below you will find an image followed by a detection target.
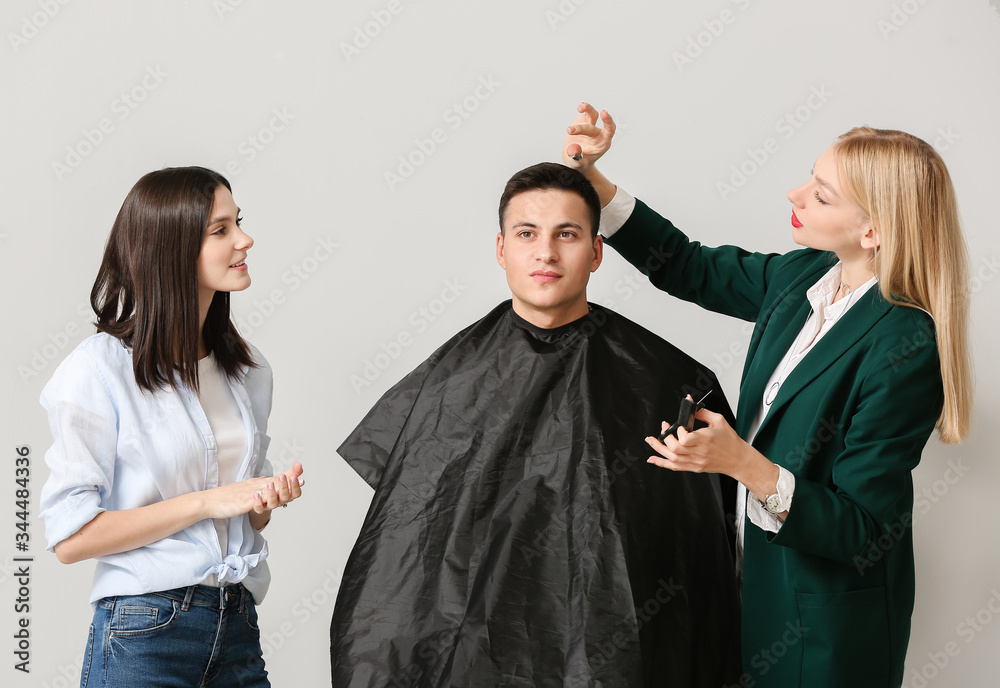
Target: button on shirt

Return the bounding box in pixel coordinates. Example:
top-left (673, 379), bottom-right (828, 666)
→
top-left (39, 333), bottom-right (274, 604)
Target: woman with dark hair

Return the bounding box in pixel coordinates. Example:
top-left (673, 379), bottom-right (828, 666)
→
top-left (39, 167), bottom-right (303, 687)
top-left (561, 103), bottom-right (972, 688)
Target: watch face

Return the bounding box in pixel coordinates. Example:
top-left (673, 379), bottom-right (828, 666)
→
top-left (765, 494), bottom-right (783, 513)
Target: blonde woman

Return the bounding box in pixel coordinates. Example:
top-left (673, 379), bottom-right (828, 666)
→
top-left (562, 103), bottom-right (972, 688)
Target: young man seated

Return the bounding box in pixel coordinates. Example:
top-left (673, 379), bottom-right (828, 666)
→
top-left (331, 163), bottom-right (741, 688)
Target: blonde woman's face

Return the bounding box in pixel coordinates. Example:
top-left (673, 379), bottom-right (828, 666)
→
top-left (787, 146), bottom-right (873, 259)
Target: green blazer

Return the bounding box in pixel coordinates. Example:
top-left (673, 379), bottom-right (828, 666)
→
top-left (607, 200), bottom-right (943, 688)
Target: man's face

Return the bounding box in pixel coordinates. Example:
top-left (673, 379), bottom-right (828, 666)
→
top-left (497, 188), bottom-right (602, 328)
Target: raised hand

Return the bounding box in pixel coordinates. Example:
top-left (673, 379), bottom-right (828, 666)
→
top-left (563, 102), bottom-right (617, 171)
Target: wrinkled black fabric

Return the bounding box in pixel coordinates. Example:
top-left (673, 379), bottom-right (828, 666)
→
top-left (332, 302), bottom-right (742, 688)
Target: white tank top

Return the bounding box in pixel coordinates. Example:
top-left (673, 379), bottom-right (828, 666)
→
top-left (197, 354), bottom-right (247, 561)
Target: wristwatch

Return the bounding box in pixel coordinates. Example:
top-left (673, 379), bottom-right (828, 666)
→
top-left (762, 492), bottom-right (787, 514)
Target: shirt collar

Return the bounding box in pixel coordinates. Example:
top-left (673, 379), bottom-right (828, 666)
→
top-left (806, 263), bottom-right (879, 322)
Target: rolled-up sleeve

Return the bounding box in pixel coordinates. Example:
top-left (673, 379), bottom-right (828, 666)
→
top-left (598, 186), bottom-right (637, 238)
top-left (39, 349), bottom-right (119, 550)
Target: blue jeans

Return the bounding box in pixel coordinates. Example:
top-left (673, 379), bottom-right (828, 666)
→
top-left (81, 584), bottom-right (269, 688)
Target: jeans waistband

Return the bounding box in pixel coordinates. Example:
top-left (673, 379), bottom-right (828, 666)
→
top-left (150, 583), bottom-right (249, 611)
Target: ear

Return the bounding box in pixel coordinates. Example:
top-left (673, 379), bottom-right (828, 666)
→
top-left (591, 235), bottom-right (604, 272)
top-left (496, 232), bottom-right (506, 269)
top-left (860, 226), bottom-right (880, 250)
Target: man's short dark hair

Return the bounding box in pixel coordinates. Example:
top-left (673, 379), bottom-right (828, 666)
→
top-left (498, 163), bottom-right (601, 238)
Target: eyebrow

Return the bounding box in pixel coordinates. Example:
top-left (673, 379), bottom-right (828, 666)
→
top-left (208, 207), bottom-right (242, 226)
top-left (511, 221), bottom-right (584, 231)
top-left (814, 176), bottom-right (840, 198)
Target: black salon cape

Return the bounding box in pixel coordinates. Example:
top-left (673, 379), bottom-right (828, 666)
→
top-left (332, 302), bottom-right (741, 688)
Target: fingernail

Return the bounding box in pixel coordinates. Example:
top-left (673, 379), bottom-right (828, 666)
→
top-left (279, 474), bottom-right (287, 483)
top-left (268, 482), bottom-right (275, 490)
top-left (254, 493), bottom-right (261, 501)
top-left (298, 478), bottom-right (305, 486)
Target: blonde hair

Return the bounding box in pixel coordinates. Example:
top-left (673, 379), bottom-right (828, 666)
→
top-left (834, 127), bottom-right (972, 443)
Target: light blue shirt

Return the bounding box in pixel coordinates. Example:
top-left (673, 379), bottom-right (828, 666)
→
top-left (39, 333), bottom-right (274, 604)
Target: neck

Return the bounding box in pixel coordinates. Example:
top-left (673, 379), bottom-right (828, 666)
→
top-left (510, 298), bottom-right (590, 329)
top-left (837, 253), bottom-right (876, 292)
top-left (197, 290), bottom-right (214, 359)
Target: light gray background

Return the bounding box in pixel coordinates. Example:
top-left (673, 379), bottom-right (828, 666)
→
top-left (2, 1), bottom-right (998, 686)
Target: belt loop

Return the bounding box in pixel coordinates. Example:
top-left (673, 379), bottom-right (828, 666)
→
top-left (182, 586), bottom-right (196, 612)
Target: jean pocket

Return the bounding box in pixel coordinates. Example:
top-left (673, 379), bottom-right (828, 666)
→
top-left (109, 593), bottom-right (180, 638)
top-left (244, 601), bottom-right (261, 632)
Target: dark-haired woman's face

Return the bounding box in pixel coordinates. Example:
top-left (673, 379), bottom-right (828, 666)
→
top-left (197, 185), bottom-right (253, 302)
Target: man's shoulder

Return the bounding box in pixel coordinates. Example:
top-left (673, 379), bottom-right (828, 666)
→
top-left (587, 304), bottom-right (735, 423)
top-left (433, 300), bottom-right (512, 346)
top-left (589, 304), bottom-right (698, 360)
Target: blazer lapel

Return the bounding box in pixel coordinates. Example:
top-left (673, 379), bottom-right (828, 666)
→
top-left (752, 289), bottom-right (893, 440)
top-left (736, 267), bottom-right (823, 438)
top-left (737, 298), bottom-right (810, 437)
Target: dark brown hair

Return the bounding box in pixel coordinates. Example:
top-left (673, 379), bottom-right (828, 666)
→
top-left (498, 162), bottom-right (601, 238)
top-left (91, 166), bottom-right (257, 393)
